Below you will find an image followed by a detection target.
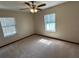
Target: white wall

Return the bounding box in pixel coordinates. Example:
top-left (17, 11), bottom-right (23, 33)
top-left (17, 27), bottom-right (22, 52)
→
top-left (34, 2), bottom-right (79, 43)
top-left (0, 2), bottom-right (79, 46)
top-left (0, 10), bottom-right (34, 47)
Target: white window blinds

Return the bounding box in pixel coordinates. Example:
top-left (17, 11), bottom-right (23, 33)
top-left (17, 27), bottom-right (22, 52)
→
top-left (0, 17), bottom-right (16, 37)
top-left (44, 13), bottom-right (56, 32)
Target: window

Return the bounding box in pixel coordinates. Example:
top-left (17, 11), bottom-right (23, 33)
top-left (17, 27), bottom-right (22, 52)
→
top-left (0, 17), bottom-right (16, 37)
top-left (44, 13), bottom-right (56, 32)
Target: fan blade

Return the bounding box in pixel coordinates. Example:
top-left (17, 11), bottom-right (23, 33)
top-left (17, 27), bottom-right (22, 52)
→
top-left (25, 2), bottom-right (30, 6)
top-left (38, 4), bottom-right (46, 7)
top-left (20, 8), bottom-right (28, 10)
top-left (37, 8), bottom-right (42, 11)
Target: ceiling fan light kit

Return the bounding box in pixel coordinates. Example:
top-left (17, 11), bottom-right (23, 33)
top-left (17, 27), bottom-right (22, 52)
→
top-left (20, 1), bottom-right (46, 13)
top-left (30, 8), bottom-right (38, 13)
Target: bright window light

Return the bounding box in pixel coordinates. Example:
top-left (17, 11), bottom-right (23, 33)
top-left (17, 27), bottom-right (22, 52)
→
top-left (0, 17), bottom-right (16, 37)
top-left (39, 39), bottom-right (52, 45)
top-left (44, 13), bottom-right (56, 32)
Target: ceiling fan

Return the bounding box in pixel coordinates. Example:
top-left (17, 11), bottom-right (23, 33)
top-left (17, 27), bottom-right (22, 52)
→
top-left (20, 1), bottom-right (46, 13)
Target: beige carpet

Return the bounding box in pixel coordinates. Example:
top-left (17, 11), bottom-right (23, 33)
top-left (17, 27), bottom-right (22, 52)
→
top-left (0, 35), bottom-right (79, 58)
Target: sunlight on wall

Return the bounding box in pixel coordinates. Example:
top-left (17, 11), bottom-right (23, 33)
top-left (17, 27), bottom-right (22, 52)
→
top-left (39, 39), bottom-right (52, 45)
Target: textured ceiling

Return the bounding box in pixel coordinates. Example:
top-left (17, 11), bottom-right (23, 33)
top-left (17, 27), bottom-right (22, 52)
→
top-left (0, 1), bottom-right (66, 12)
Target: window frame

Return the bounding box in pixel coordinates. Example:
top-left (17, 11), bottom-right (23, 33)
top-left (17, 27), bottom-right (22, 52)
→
top-left (44, 13), bottom-right (56, 32)
top-left (0, 17), bottom-right (17, 38)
